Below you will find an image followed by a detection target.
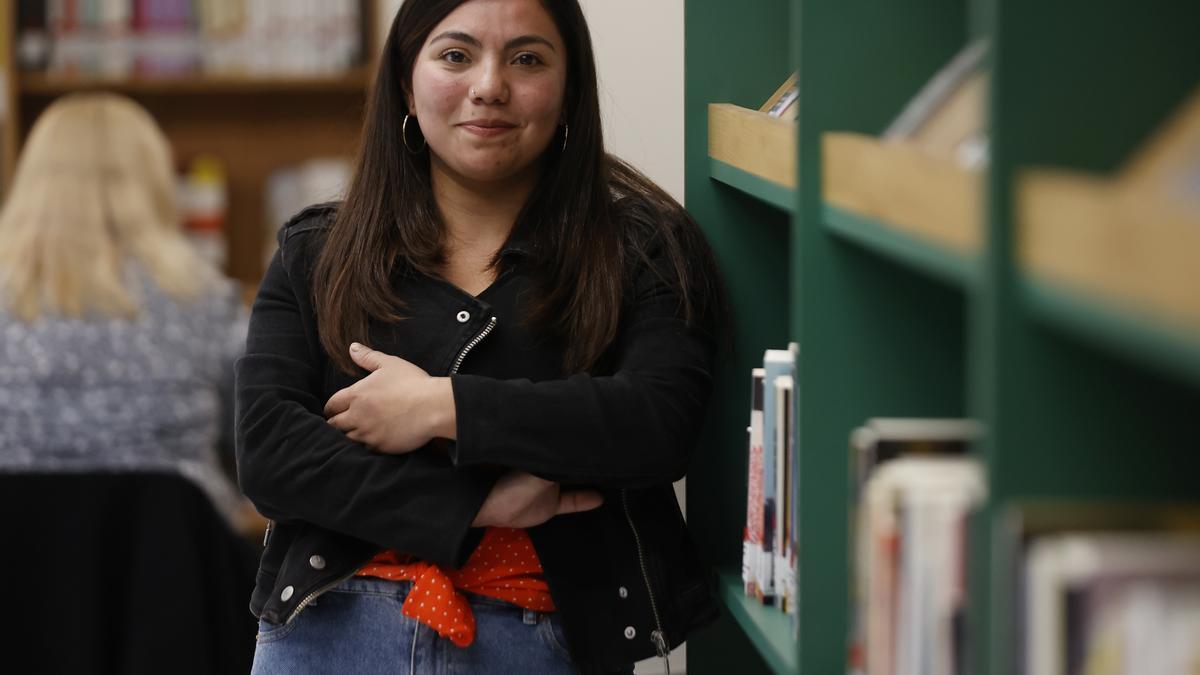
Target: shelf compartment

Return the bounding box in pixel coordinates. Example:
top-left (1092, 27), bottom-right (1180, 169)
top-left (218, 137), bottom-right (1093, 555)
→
top-left (708, 103), bottom-right (796, 205)
top-left (18, 69), bottom-right (371, 96)
top-left (1018, 168), bottom-right (1200, 382)
top-left (717, 570), bottom-right (798, 675)
top-left (1021, 277), bottom-right (1200, 386)
top-left (709, 158), bottom-right (795, 212)
top-left (823, 203), bottom-right (977, 287)
top-left (822, 131), bottom-right (983, 259)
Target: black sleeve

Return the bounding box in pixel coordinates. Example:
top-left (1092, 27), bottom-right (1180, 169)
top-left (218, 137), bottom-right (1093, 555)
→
top-left (235, 224), bottom-right (496, 568)
top-left (449, 240), bottom-right (716, 489)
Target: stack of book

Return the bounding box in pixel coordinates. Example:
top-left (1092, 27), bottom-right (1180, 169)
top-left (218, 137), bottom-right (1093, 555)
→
top-left (742, 345), bottom-right (799, 620)
top-left (16, 0), bottom-right (362, 77)
top-left (1020, 518), bottom-right (1200, 675)
top-left (263, 157), bottom-right (351, 267)
top-left (848, 418), bottom-right (983, 675)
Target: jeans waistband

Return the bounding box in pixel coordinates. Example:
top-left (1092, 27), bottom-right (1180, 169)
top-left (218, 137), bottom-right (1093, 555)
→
top-left (332, 577), bottom-right (549, 620)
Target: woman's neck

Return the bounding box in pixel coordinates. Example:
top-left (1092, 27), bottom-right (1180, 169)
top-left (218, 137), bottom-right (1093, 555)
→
top-left (430, 160), bottom-right (538, 258)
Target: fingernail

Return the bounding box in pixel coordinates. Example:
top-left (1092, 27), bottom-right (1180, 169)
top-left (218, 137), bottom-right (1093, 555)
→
top-left (350, 342), bottom-right (363, 354)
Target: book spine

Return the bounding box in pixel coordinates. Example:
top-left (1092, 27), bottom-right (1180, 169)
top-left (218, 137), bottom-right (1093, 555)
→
top-left (742, 368), bottom-right (765, 598)
top-left (773, 375), bottom-right (795, 614)
top-left (759, 350), bottom-right (795, 604)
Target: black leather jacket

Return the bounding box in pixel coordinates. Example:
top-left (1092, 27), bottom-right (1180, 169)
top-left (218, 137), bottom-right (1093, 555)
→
top-left (235, 203), bottom-right (719, 672)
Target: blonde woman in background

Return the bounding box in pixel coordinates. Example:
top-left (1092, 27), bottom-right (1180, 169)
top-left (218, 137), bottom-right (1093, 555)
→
top-left (0, 92), bottom-right (253, 532)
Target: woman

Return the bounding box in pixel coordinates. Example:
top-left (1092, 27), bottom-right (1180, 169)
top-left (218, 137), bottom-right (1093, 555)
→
top-left (0, 93), bottom-right (248, 528)
top-left (237, 1), bottom-right (724, 673)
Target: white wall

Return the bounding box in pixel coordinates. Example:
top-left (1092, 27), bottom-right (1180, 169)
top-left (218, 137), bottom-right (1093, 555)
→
top-left (579, 0), bottom-right (686, 204)
top-left (374, 2), bottom-right (689, 672)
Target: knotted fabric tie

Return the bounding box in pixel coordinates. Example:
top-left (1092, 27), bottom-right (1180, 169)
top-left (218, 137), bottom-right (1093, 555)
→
top-left (356, 527), bottom-right (555, 647)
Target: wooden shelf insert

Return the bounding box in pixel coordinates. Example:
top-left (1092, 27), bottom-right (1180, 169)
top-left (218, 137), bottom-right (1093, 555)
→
top-left (1018, 168), bottom-right (1200, 375)
top-left (708, 103), bottom-right (795, 190)
top-left (822, 131), bottom-right (982, 256)
top-left (1018, 87), bottom-right (1200, 340)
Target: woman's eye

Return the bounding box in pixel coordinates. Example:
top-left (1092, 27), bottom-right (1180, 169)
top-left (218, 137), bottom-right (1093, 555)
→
top-left (441, 50), bottom-right (469, 64)
top-left (514, 53), bottom-right (542, 66)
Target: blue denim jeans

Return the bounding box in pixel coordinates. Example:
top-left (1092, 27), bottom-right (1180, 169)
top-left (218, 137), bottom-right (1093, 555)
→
top-left (251, 577), bottom-right (633, 674)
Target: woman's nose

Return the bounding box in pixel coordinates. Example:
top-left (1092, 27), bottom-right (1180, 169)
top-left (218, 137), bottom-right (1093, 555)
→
top-left (470, 60), bottom-right (509, 104)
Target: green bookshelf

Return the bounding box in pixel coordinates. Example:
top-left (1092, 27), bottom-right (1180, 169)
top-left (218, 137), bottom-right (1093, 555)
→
top-left (710, 159), bottom-right (795, 214)
top-left (685, 1), bottom-right (1200, 674)
top-left (823, 203), bottom-right (978, 288)
top-left (716, 572), bottom-right (798, 675)
top-left (1021, 279), bottom-right (1200, 387)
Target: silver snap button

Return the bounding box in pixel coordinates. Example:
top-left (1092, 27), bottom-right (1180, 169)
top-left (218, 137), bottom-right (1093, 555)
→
top-left (281, 585), bottom-right (294, 601)
top-left (309, 555), bottom-right (326, 570)
top-left (623, 626), bottom-right (636, 640)
top-left (456, 310), bottom-right (470, 323)
top-left (618, 586), bottom-right (628, 599)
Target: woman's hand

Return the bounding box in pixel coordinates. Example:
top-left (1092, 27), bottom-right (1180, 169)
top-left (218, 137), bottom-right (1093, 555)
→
top-left (472, 472), bottom-right (604, 528)
top-left (324, 343), bottom-right (455, 453)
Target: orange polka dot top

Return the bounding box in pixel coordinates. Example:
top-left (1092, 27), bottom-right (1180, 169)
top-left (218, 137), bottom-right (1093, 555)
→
top-left (355, 527), bottom-right (554, 647)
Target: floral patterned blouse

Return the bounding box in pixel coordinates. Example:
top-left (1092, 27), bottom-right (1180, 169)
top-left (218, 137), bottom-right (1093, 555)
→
top-left (0, 264), bottom-right (247, 521)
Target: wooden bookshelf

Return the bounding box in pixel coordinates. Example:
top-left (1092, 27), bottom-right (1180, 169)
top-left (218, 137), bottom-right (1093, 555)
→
top-left (708, 103), bottom-right (795, 210)
top-left (0, 0), bottom-right (379, 289)
top-left (18, 69), bottom-right (372, 96)
top-left (686, 1), bottom-right (1200, 675)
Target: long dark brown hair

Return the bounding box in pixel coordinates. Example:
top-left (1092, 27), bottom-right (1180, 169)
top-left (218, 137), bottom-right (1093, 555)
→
top-left (314, 0), bottom-right (723, 375)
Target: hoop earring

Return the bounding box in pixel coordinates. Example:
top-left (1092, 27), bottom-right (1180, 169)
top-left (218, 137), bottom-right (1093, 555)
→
top-left (561, 124), bottom-right (569, 152)
top-left (402, 114), bottom-right (426, 154)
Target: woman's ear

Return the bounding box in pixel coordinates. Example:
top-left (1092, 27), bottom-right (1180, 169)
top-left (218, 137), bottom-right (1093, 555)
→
top-left (402, 84), bottom-right (416, 115)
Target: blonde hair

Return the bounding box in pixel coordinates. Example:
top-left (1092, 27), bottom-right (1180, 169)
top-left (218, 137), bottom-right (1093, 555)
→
top-left (0, 92), bottom-right (213, 321)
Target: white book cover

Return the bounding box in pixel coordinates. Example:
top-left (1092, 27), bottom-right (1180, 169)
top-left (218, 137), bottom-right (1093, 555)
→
top-left (860, 457), bottom-right (983, 675)
top-left (742, 369), bottom-right (766, 598)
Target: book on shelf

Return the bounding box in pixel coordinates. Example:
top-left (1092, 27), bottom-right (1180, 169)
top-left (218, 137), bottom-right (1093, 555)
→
top-left (263, 157), bottom-right (351, 267)
top-left (850, 418), bottom-right (981, 494)
top-left (741, 347), bottom-right (800, 610)
top-left (20, 0), bottom-right (363, 78)
top-left (742, 368), bottom-right (766, 600)
top-left (758, 349), bottom-right (795, 603)
top-left (761, 72), bottom-right (799, 121)
top-left (1011, 502), bottom-right (1200, 675)
top-left (883, 40), bottom-right (989, 170)
top-left (773, 373), bottom-right (795, 615)
top-left (1023, 532), bottom-right (1200, 675)
top-left (787, 341), bottom-right (800, 633)
top-left (848, 419), bottom-right (983, 675)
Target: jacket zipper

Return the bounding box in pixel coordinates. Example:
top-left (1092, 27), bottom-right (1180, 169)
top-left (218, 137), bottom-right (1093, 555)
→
top-left (450, 316), bottom-right (498, 374)
top-left (621, 489), bottom-right (671, 673)
top-left (284, 568), bottom-right (359, 626)
top-left (280, 316), bottom-right (499, 626)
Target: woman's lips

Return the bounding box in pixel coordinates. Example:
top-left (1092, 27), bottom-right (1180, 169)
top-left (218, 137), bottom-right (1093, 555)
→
top-left (459, 121), bottom-right (518, 137)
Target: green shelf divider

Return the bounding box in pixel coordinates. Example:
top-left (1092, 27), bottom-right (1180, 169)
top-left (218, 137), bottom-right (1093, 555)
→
top-left (823, 203), bottom-right (977, 289)
top-left (717, 571), bottom-right (799, 675)
top-left (710, 159), bottom-right (796, 213)
top-left (1021, 277), bottom-right (1200, 386)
